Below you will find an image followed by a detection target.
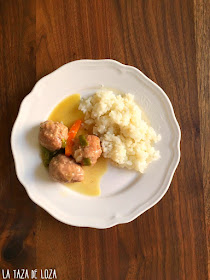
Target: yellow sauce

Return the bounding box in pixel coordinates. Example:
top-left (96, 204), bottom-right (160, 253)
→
top-left (48, 94), bottom-right (107, 196)
top-left (48, 94), bottom-right (84, 128)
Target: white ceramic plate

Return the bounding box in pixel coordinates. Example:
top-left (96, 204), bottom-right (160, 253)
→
top-left (11, 59), bottom-right (181, 228)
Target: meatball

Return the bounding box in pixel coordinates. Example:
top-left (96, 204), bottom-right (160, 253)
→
top-left (73, 135), bottom-right (102, 166)
top-left (39, 120), bottom-right (68, 151)
top-left (49, 154), bottom-right (84, 183)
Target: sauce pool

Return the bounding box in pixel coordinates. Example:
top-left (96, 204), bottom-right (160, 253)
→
top-left (48, 94), bottom-right (107, 196)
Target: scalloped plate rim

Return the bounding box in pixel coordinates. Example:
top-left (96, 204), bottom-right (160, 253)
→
top-left (11, 59), bottom-right (181, 229)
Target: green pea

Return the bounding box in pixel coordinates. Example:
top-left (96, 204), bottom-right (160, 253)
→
top-left (83, 157), bottom-right (91, 166)
top-left (41, 147), bottom-right (64, 167)
top-left (61, 138), bottom-right (66, 148)
top-left (41, 147), bottom-right (53, 167)
top-left (79, 135), bottom-right (88, 147)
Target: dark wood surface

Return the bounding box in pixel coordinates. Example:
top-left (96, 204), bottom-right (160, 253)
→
top-left (0, 0), bottom-right (209, 279)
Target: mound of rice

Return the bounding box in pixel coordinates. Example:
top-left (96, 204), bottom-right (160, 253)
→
top-left (79, 89), bottom-right (161, 173)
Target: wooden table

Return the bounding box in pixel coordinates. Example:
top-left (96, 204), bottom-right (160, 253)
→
top-left (0, 0), bottom-right (209, 279)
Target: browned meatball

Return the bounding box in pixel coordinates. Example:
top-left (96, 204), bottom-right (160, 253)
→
top-left (49, 154), bottom-right (84, 183)
top-left (39, 120), bottom-right (68, 151)
top-left (73, 135), bottom-right (102, 166)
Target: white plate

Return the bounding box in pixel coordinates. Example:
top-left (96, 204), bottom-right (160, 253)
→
top-left (11, 59), bottom-right (181, 228)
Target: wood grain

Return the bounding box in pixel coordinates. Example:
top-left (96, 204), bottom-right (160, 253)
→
top-left (0, 0), bottom-right (36, 269)
top-left (0, 0), bottom-right (209, 279)
top-left (194, 0), bottom-right (210, 277)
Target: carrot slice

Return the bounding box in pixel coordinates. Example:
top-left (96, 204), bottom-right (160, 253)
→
top-left (65, 120), bottom-right (82, 156)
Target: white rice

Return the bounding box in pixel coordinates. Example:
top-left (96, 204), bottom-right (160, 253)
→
top-left (79, 89), bottom-right (161, 173)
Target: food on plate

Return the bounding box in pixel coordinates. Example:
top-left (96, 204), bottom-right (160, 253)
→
top-left (79, 89), bottom-right (161, 173)
top-left (38, 89), bottom-right (161, 196)
top-left (39, 94), bottom-right (107, 196)
top-left (39, 119), bottom-right (102, 184)
top-left (65, 119), bottom-right (82, 156)
top-left (39, 120), bottom-right (68, 151)
top-left (41, 146), bottom-right (62, 167)
top-left (73, 135), bottom-right (102, 166)
top-left (49, 154), bottom-right (84, 183)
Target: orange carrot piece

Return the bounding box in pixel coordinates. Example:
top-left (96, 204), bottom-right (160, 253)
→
top-left (65, 120), bottom-right (82, 156)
